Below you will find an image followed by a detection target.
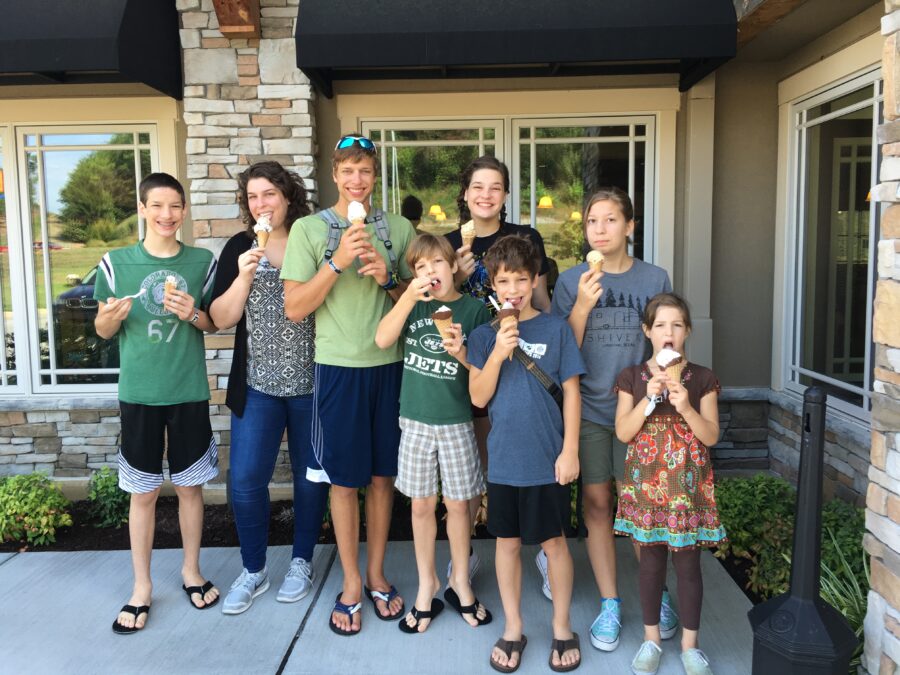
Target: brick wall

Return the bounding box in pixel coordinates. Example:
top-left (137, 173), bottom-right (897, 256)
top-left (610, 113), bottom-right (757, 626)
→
top-left (861, 3), bottom-right (900, 671)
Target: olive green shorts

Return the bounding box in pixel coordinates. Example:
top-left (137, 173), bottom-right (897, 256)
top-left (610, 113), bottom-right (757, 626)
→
top-left (579, 418), bottom-right (627, 484)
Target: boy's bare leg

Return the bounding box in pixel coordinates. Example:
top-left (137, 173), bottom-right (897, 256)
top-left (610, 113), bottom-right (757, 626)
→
top-left (116, 489), bottom-right (158, 629)
top-left (404, 495), bottom-right (441, 632)
top-left (364, 475), bottom-right (403, 617)
top-left (174, 484), bottom-right (218, 607)
top-left (492, 537), bottom-right (524, 670)
top-left (543, 535), bottom-right (580, 669)
top-left (446, 498), bottom-right (487, 626)
top-left (583, 481), bottom-right (619, 598)
top-left (330, 484), bottom-right (362, 633)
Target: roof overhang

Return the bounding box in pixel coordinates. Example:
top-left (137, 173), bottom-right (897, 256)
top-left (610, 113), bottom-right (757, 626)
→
top-left (296, 0), bottom-right (737, 98)
top-left (0, 0), bottom-right (182, 99)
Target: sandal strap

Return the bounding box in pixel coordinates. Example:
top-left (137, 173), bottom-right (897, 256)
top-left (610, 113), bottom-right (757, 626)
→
top-left (120, 604), bottom-right (150, 616)
top-left (409, 606), bottom-right (434, 620)
top-left (334, 599), bottom-right (362, 616)
top-left (368, 585), bottom-right (399, 603)
top-left (184, 580), bottom-right (214, 596)
top-left (551, 635), bottom-right (580, 654)
top-left (496, 637), bottom-right (526, 658)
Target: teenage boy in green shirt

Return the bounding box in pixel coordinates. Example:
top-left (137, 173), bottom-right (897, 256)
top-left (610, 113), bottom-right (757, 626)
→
top-left (95, 173), bottom-right (219, 634)
top-left (281, 135), bottom-right (416, 635)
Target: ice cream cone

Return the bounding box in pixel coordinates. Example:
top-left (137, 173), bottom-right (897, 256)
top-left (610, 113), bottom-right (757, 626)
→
top-left (253, 215), bottom-right (272, 248)
top-left (164, 275), bottom-right (177, 296)
top-left (586, 250), bottom-right (604, 275)
top-left (497, 303), bottom-right (519, 361)
top-left (666, 362), bottom-right (686, 384)
top-left (432, 305), bottom-right (454, 343)
top-left (656, 348), bottom-right (684, 385)
top-left (460, 220), bottom-right (476, 249)
top-left (256, 229), bottom-right (270, 248)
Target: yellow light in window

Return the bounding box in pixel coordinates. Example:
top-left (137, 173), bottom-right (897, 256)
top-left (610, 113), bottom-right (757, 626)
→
top-left (435, 212), bottom-right (447, 222)
top-left (570, 211), bottom-right (581, 221)
top-left (538, 196), bottom-right (553, 209)
top-left (428, 204), bottom-right (444, 217)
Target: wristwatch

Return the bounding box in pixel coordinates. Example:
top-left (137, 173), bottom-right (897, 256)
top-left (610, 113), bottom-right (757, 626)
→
top-left (189, 308), bottom-right (200, 324)
top-left (381, 271), bottom-right (398, 291)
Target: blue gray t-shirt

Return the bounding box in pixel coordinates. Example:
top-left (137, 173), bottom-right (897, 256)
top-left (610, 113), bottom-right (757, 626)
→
top-left (467, 312), bottom-right (586, 487)
top-left (551, 258), bottom-right (671, 426)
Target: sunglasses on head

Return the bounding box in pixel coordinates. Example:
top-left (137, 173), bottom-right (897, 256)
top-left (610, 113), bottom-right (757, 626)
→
top-left (335, 135), bottom-right (376, 152)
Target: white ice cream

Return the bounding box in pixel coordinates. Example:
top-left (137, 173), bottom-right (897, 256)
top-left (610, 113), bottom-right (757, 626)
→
top-left (501, 301), bottom-right (514, 310)
top-left (347, 201), bottom-right (367, 223)
top-left (253, 214), bottom-right (271, 233)
top-left (656, 348), bottom-right (682, 368)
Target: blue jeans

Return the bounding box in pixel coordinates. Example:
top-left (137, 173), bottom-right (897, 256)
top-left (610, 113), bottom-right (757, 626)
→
top-left (230, 387), bottom-right (329, 573)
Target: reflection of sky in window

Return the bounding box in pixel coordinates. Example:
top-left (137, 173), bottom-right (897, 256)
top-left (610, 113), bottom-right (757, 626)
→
top-left (41, 134), bottom-right (122, 146)
top-left (42, 151), bottom-right (89, 214)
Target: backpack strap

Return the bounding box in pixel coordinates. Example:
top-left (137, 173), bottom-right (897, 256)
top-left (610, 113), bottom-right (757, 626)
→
top-left (369, 208), bottom-right (398, 273)
top-left (320, 208), bottom-right (345, 263)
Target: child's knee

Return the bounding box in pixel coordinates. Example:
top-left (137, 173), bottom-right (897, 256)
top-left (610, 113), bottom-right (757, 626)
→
top-left (130, 487), bottom-right (160, 507)
top-left (411, 496), bottom-right (437, 518)
top-left (541, 535), bottom-right (570, 558)
top-left (496, 537), bottom-right (521, 555)
top-left (443, 499), bottom-right (468, 517)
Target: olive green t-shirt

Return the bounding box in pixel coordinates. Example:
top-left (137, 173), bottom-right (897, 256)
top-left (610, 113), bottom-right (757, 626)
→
top-left (399, 295), bottom-right (491, 425)
top-left (93, 241), bottom-right (216, 405)
top-left (280, 210), bottom-right (415, 367)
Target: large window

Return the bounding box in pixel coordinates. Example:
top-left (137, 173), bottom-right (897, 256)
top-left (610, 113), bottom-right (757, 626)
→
top-left (788, 73), bottom-right (880, 413)
top-left (2, 126), bottom-right (156, 394)
top-left (362, 116), bottom-right (656, 274)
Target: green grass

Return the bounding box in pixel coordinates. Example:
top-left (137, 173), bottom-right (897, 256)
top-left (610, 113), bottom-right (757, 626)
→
top-left (1, 245), bottom-right (108, 311)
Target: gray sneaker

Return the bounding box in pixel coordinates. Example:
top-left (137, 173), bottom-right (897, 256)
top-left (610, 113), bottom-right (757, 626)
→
top-left (222, 568), bottom-right (270, 615)
top-left (631, 640), bottom-right (662, 675)
top-left (277, 557), bottom-right (314, 603)
top-left (681, 648), bottom-right (714, 675)
top-left (446, 549), bottom-right (481, 583)
top-left (535, 549), bottom-right (552, 600)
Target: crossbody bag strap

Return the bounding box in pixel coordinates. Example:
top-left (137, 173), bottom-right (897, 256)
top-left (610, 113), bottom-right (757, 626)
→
top-left (489, 318), bottom-right (563, 410)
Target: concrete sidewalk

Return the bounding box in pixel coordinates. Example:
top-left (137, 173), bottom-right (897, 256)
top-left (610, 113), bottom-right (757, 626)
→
top-left (0, 539), bottom-right (752, 674)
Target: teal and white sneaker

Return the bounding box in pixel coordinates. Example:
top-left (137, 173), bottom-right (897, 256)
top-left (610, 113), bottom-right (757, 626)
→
top-left (590, 597), bottom-right (622, 651)
top-left (681, 648), bottom-right (714, 675)
top-left (631, 640), bottom-right (662, 675)
top-left (660, 589), bottom-right (680, 639)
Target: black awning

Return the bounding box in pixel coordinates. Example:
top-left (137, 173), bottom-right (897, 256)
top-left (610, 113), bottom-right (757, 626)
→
top-left (0, 0), bottom-right (182, 99)
top-left (296, 0), bottom-right (736, 98)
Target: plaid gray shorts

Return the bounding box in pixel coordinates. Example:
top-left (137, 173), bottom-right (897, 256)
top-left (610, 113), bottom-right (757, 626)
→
top-left (395, 417), bottom-right (485, 501)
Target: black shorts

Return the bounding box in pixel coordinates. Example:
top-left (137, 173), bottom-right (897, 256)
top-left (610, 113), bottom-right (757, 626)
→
top-left (117, 401), bottom-right (218, 494)
top-left (487, 481), bottom-right (570, 545)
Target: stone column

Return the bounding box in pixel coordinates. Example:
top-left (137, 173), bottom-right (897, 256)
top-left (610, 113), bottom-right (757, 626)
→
top-left (862, 5), bottom-right (900, 672)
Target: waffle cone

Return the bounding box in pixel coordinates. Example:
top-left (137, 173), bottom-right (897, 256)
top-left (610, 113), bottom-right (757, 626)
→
top-left (433, 317), bottom-right (453, 342)
top-left (589, 259), bottom-right (603, 275)
top-left (256, 230), bottom-right (269, 248)
top-left (461, 233), bottom-right (475, 249)
top-left (499, 314), bottom-right (518, 360)
top-left (666, 362), bottom-right (686, 384)
top-left (164, 280), bottom-right (177, 295)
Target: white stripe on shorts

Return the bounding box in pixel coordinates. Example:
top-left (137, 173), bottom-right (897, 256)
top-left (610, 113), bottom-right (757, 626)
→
top-left (117, 451), bottom-right (164, 494)
top-left (170, 436), bottom-right (219, 487)
top-left (307, 363), bottom-right (332, 484)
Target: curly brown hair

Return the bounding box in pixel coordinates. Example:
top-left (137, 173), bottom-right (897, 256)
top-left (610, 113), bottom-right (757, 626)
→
top-left (237, 161), bottom-right (311, 236)
top-left (482, 234), bottom-right (540, 281)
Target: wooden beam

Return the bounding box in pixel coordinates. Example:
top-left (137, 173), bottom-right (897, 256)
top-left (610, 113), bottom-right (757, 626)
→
top-left (736, 0), bottom-right (810, 49)
top-left (211, 0), bottom-right (261, 40)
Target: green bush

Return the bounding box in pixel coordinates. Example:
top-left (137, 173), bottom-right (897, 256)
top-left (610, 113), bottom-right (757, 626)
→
top-left (715, 474), bottom-right (867, 600)
top-left (0, 473), bottom-right (73, 546)
top-left (87, 467), bottom-right (129, 528)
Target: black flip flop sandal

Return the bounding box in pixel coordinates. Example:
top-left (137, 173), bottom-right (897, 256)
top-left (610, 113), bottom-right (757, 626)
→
top-left (112, 604), bottom-right (150, 635)
top-left (182, 580), bottom-right (219, 610)
top-left (444, 586), bottom-right (493, 626)
top-left (398, 598), bottom-right (445, 634)
top-left (329, 592), bottom-right (362, 636)
top-left (549, 633), bottom-right (581, 672)
top-left (490, 635), bottom-right (527, 673)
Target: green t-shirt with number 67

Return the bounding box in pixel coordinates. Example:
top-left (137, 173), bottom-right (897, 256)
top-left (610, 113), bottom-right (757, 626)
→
top-left (93, 241), bottom-right (217, 405)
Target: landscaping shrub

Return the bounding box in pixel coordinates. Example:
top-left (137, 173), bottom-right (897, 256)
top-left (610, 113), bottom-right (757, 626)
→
top-left (715, 474), bottom-right (867, 599)
top-left (87, 467), bottom-right (129, 528)
top-left (0, 473), bottom-right (73, 545)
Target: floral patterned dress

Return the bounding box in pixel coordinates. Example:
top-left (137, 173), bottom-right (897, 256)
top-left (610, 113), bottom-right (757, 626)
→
top-left (613, 362), bottom-right (727, 550)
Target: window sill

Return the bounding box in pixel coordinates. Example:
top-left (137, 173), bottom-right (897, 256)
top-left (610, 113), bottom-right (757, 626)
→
top-left (0, 395), bottom-right (120, 412)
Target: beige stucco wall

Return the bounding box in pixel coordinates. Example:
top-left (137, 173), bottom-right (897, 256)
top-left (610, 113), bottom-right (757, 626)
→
top-left (710, 61), bottom-right (779, 387)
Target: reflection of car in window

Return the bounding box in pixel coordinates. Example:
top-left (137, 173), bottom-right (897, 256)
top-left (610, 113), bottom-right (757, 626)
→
top-left (53, 265), bottom-right (119, 372)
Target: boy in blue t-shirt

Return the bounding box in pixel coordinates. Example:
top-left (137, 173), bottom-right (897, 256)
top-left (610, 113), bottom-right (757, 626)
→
top-left (467, 235), bottom-right (586, 672)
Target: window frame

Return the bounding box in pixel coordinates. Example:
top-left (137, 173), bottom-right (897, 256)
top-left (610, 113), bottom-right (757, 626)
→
top-left (782, 68), bottom-right (881, 420)
top-left (4, 123), bottom-right (160, 397)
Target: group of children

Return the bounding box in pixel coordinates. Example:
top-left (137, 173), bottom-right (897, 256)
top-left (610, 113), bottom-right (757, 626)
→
top-left (97, 137), bottom-right (725, 675)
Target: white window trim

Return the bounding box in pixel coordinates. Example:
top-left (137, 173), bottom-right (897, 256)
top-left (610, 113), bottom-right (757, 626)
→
top-left (772, 35), bottom-right (881, 423)
top-left (0, 96), bottom-right (182, 401)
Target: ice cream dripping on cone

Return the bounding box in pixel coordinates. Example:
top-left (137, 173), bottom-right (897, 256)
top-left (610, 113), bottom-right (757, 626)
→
top-left (431, 305), bottom-right (454, 343)
top-left (164, 275), bottom-right (178, 296)
top-left (460, 220), bottom-right (476, 249)
top-left (656, 347), bottom-right (685, 385)
top-left (497, 301), bottom-right (519, 361)
top-left (586, 249), bottom-right (605, 275)
top-left (253, 214), bottom-right (271, 248)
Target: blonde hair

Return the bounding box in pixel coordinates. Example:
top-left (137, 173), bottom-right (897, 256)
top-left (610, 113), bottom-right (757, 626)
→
top-left (405, 233), bottom-right (457, 269)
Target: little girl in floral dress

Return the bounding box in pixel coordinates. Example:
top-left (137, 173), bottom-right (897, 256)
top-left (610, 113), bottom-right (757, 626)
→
top-left (613, 292), bottom-right (726, 675)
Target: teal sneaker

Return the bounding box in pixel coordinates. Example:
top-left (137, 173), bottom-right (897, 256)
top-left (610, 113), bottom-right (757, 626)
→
top-left (660, 589), bottom-right (680, 639)
top-left (590, 597), bottom-right (622, 651)
top-left (681, 648), bottom-right (714, 675)
top-left (631, 640), bottom-right (662, 675)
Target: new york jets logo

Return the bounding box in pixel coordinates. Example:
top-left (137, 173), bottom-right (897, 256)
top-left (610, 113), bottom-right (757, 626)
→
top-left (140, 270), bottom-right (184, 317)
top-left (419, 333), bottom-right (446, 354)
